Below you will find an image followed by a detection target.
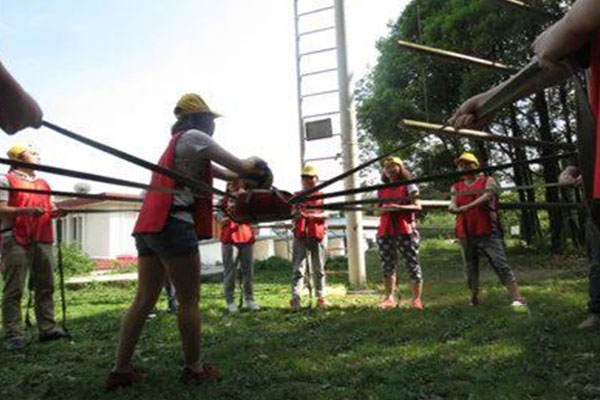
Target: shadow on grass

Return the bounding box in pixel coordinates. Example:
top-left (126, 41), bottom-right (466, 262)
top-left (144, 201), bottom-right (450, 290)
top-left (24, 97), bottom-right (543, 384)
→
top-left (1, 265), bottom-right (597, 400)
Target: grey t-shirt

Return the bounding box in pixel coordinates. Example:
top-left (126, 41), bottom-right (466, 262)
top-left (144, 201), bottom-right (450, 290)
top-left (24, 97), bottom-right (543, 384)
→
top-left (170, 129), bottom-right (217, 224)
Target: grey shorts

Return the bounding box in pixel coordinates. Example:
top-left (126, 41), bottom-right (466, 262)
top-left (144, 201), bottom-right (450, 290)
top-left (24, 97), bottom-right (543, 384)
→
top-left (134, 217), bottom-right (199, 258)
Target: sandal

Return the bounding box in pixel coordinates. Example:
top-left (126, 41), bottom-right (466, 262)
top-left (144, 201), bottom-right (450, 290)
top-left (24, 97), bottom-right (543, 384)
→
top-left (181, 363), bottom-right (221, 385)
top-left (106, 368), bottom-right (147, 390)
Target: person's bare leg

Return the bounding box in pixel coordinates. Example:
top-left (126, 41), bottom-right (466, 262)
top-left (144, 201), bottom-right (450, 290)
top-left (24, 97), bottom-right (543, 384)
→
top-left (113, 256), bottom-right (165, 372)
top-left (383, 274), bottom-right (396, 302)
top-left (163, 252), bottom-right (202, 371)
top-left (506, 281), bottom-right (525, 303)
top-left (411, 281), bottom-right (422, 301)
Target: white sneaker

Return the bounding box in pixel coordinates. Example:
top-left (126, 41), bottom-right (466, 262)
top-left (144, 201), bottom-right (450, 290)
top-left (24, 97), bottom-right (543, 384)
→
top-left (226, 303), bottom-right (239, 313)
top-left (510, 299), bottom-right (527, 307)
top-left (577, 314), bottom-right (600, 330)
top-left (243, 300), bottom-right (260, 311)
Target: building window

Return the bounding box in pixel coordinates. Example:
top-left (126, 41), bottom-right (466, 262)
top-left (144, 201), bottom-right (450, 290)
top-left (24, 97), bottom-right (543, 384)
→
top-left (70, 216), bottom-right (83, 249)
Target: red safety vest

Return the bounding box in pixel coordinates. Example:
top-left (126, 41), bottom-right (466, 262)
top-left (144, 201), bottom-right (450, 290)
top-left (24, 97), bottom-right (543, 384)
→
top-left (6, 172), bottom-right (54, 245)
top-left (293, 191), bottom-right (326, 241)
top-left (132, 131), bottom-right (213, 240)
top-left (589, 31), bottom-right (600, 198)
top-left (220, 197), bottom-right (255, 245)
top-left (377, 184), bottom-right (415, 237)
top-left (453, 175), bottom-right (498, 238)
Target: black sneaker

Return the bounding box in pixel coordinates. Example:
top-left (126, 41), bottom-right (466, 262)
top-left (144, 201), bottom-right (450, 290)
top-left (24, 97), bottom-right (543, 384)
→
top-left (5, 338), bottom-right (25, 351)
top-left (39, 329), bottom-right (68, 342)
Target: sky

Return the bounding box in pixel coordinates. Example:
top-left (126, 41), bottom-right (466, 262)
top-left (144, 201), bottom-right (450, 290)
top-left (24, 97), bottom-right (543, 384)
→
top-left (0, 0), bottom-right (409, 195)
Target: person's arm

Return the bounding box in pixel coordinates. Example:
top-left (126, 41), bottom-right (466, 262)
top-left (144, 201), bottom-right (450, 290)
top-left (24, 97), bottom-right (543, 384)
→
top-left (0, 60), bottom-right (43, 135)
top-left (449, 0), bottom-right (600, 130)
top-left (211, 163), bottom-right (238, 182)
top-left (533, 0), bottom-right (600, 65)
top-left (0, 201), bottom-right (44, 217)
top-left (457, 177), bottom-right (497, 213)
top-left (203, 143), bottom-right (265, 179)
top-left (448, 187), bottom-right (460, 214)
top-left (382, 186), bottom-right (422, 212)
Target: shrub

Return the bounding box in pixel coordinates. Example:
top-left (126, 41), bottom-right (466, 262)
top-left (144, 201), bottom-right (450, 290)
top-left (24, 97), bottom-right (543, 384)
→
top-left (254, 256), bottom-right (292, 271)
top-left (58, 243), bottom-right (96, 277)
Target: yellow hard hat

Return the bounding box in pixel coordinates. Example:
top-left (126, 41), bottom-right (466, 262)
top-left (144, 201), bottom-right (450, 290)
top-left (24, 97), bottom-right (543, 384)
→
top-left (174, 93), bottom-right (221, 118)
top-left (7, 143), bottom-right (36, 160)
top-left (455, 152), bottom-right (480, 168)
top-left (383, 156), bottom-right (403, 167)
top-left (301, 165), bottom-right (318, 177)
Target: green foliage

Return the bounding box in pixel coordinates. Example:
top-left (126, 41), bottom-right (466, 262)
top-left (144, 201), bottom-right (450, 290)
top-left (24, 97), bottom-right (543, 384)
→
top-left (355, 0), bottom-right (583, 249)
top-left (59, 243), bottom-right (95, 277)
top-left (254, 256), bottom-right (292, 271)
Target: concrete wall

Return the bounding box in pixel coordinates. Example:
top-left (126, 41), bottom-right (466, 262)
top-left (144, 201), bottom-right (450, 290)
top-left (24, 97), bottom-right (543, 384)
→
top-left (108, 212), bottom-right (138, 259)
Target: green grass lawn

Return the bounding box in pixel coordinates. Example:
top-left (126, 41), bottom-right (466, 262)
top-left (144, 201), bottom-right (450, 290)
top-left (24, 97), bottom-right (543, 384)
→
top-left (1, 240), bottom-right (599, 400)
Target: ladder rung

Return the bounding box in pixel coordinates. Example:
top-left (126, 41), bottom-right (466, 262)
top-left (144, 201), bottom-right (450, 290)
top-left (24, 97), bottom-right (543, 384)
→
top-left (301, 68), bottom-right (338, 78)
top-left (301, 89), bottom-right (339, 98)
top-left (297, 6), bottom-right (334, 18)
top-left (302, 111), bottom-right (340, 120)
top-left (299, 26), bottom-right (335, 37)
top-left (304, 155), bottom-right (341, 162)
top-left (299, 47), bottom-right (337, 57)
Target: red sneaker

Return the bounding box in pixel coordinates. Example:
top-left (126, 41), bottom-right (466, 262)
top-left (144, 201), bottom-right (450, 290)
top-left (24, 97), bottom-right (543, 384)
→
top-left (290, 298), bottom-right (301, 312)
top-left (411, 298), bottom-right (423, 310)
top-left (378, 298), bottom-right (397, 310)
top-left (181, 363), bottom-right (221, 385)
top-left (106, 368), bottom-right (147, 390)
top-left (316, 297), bottom-right (331, 308)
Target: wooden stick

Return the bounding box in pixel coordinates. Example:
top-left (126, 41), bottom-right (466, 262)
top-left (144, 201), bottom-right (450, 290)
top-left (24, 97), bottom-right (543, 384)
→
top-left (397, 40), bottom-right (518, 73)
top-left (487, 0), bottom-right (555, 20)
top-left (401, 119), bottom-right (575, 151)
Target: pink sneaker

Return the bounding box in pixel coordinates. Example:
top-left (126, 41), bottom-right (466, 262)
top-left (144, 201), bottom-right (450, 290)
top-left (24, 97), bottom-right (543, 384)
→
top-left (316, 297), bottom-right (331, 308)
top-left (411, 298), bottom-right (423, 310)
top-left (378, 298), bottom-right (397, 310)
top-left (289, 298), bottom-right (301, 312)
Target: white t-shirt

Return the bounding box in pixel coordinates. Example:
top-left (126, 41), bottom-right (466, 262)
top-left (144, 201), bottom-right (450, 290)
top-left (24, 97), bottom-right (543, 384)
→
top-left (170, 129), bottom-right (217, 224)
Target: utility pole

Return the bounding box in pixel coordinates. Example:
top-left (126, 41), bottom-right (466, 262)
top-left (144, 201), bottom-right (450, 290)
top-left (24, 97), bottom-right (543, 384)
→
top-left (334, 0), bottom-right (366, 287)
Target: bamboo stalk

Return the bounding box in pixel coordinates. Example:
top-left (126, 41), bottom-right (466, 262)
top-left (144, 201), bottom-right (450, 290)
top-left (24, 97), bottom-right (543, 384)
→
top-left (397, 40), bottom-right (518, 73)
top-left (487, 0), bottom-right (555, 20)
top-left (401, 119), bottom-right (575, 151)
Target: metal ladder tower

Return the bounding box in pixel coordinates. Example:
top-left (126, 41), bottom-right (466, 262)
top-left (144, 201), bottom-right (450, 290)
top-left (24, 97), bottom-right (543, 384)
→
top-left (293, 0), bottom-right (366, 287)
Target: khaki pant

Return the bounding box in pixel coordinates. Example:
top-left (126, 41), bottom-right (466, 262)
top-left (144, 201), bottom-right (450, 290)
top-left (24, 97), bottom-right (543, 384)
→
top-left (1, 237), bottom-right (57, 340)
top-left (291, 237), bottom-right (327, 299)
top-left (222, 243), bottom-right (255, 304)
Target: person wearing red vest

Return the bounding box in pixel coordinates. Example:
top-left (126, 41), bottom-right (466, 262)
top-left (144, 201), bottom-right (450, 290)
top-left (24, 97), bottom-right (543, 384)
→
top-left (108, 94), bottom-right (267, 389)
top-left (449, 152), bottom-right (526, 307)
top-left (376, 157), bottom-right (423, 310)
top-left (218, 180), bottom-right (259, 313)
top-left (290, 165), bottom-right (329, 311)
top-left (0, 144), bottom-right (66, 351)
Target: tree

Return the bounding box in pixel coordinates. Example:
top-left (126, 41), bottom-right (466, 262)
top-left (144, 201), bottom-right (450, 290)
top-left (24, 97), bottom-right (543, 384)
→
top-left (356, 0), bottom-right (579, 251)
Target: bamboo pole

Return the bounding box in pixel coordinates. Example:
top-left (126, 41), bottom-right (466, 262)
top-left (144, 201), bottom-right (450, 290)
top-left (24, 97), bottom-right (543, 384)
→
top-left (401, 119), bottom-right (575, 151)
top-left (397, 40), bottom-right (518, 73)
top-left (487, 0), bottom-right (555, 20)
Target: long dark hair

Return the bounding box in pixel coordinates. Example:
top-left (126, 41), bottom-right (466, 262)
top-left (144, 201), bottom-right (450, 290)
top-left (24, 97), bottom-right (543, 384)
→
top-left (171, 112), bottom-right (216, 136)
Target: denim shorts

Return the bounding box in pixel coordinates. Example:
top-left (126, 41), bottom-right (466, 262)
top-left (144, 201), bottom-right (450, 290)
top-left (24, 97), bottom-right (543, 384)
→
top-left (134, 216), bottom-right (199, 258)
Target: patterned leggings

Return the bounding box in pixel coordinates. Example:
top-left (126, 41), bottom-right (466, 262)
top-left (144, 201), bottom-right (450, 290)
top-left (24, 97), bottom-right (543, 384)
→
top-left (377, 234), bottom-right (422, 283)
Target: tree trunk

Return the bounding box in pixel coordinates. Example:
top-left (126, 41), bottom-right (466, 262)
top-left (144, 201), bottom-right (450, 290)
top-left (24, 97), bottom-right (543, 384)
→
top-left (508, 107), bottom-right (540, 244)
top-left (534, 92), bottom-right (563, 253)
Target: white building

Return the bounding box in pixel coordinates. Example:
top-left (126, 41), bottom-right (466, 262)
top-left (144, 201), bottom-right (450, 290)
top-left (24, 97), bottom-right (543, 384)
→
top-left (57, 194), bottom-right (379, 267)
